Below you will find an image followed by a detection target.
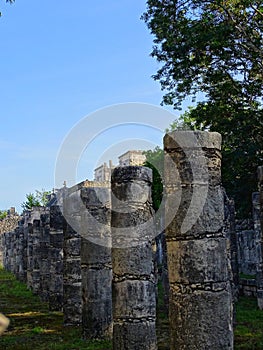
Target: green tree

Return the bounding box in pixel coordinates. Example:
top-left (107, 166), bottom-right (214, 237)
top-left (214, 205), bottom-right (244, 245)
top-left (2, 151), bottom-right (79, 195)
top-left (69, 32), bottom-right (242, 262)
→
top-left (144, 147), bottom-right (164, 211)
top-left (21, 189), bottom-right (51, 211)
top-left (0, 210), bottom-right (7, 220)
top-left (143, 0), bottom-right (263, 216)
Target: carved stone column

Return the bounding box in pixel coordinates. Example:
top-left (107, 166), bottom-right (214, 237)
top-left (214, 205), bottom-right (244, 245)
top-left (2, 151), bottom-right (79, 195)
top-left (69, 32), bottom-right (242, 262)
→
top-left (164, 131), bottom-right (233, 350)
top-left (257, 166), bottom-right (263, 309)
top-left (111, 166), bottom-right (157, 350)
top-left (81, 182), bottom-right (112, 339)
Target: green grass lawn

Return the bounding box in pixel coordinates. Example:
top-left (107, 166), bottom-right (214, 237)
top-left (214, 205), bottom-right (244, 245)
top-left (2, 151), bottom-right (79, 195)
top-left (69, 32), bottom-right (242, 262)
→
top-left (235, 296), bottom-right (263, 349)
top-left (0, 266), bottom-right (111, 350)
top-left (1, 266), bottom-right (263, 349)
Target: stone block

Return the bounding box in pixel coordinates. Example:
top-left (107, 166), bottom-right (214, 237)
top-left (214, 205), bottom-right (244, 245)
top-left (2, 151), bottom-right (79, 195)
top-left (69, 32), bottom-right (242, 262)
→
top-left (112, 243), bottom-right (153, 276)
top-left (113, 280), bottom-right (156, 319)
top-left (169, 288), bottom-right (233, 349)
top-left (113, 322), bottom-right (157, 350)
top-left (165, 185), bottom-right (224, 238)
top-left (167, 238), bottom-right (229, 284)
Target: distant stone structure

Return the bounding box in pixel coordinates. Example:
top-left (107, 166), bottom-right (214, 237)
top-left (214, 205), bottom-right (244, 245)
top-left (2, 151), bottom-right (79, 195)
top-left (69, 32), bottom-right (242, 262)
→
top-left (94, 150), bottom-right (146, 182)
top-left (118, 150), bottom-right (146, 167)
top-left (0, 208), bottom-right (20, 266)
top-left (94, 160), bottom-right (115, 182)
top-left (0, 208), bottom-right (20, 235)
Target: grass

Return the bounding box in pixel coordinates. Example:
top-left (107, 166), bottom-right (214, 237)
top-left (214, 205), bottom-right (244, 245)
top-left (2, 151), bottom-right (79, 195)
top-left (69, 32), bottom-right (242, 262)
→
top-left (235, 296), bottom-right (263, 349)
top-left (239, 273), bottom-right (256, 280)
top-left (1, 266), bottom-right (263, 349)
top-left (0, 266), bottom-right (111, 350)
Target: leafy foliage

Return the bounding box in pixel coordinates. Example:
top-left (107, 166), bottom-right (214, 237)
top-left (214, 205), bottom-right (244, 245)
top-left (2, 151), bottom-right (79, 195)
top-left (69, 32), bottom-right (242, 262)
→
top-left (143, 0), bottom-right (263, 216)
top-left (21, 189), bottom-right (51, 211)
top-left (144, 147), bottom-right (164, 211)
top-left (0, 210), bottom-right (7, 220)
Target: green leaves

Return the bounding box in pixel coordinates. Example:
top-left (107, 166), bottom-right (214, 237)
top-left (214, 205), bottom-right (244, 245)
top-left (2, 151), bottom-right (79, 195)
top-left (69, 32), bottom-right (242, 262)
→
top-left (143, 0), bottom-right (263, 216)
top-left (0, 210), bottom-right (7, 220)
top-left (143, 0), bottom-right (263, 107)
top-left (21, 189), bottom-right (51, 211)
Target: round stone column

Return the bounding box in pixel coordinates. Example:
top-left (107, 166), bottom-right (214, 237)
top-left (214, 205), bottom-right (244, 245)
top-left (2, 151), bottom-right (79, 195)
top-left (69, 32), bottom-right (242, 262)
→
top-left (164, 131), bottom-right (233, 350)
top-left (111, 166), bottom-right (157, 350)
top-left (257, 166), bottom-right (263, 309)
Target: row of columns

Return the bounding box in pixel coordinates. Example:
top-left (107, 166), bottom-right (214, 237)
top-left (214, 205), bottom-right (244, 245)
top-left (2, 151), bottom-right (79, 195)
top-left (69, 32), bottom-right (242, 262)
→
top-left (1, 131), bottom-right (235, 349)
top-left (2, 207), bottom-right (64, 311)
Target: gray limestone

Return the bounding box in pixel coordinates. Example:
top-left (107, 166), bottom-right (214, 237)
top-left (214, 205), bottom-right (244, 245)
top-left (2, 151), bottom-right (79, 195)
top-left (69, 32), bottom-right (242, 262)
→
top-left (164, 131), bottom-right (233, 350)
top-left (49, 206), bottom-right (64, 310)
top-left (111, 166), bottom-right (157, 350)
top-left (257, 166), bottom-right (263, 309)
top-left (81, 182), bottom-right (112, 339)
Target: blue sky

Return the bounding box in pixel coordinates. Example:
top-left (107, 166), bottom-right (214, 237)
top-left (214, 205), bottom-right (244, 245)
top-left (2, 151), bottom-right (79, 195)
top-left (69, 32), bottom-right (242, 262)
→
top-left (0, 0), bottom-right (189, 212)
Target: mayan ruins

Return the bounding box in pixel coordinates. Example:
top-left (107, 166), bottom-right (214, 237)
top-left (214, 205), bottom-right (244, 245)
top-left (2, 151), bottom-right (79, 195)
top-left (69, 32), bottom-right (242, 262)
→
top-left (0, 132), bottom-right (262, 350)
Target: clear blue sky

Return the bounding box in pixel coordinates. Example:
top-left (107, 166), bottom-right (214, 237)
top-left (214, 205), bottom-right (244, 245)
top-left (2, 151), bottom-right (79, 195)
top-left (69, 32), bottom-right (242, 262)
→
top-left (0, 0), bottom-right (189, 212)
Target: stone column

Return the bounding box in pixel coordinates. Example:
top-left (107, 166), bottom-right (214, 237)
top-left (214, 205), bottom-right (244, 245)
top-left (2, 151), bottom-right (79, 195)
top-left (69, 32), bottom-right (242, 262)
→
top-left (26, 215), bottom-right (34, 290)
top-left (15, 222), bottom-right (24, 282)
top-left (257, 166), bottom-right (263, 309)
top-left (81, 182), bottom-right (112, 339)
top-left (49, 205), bottom-right (64, 310)
top-left (0, 233), bottom-right (3, 266)
top-left (111, 166), bottom-right (157, 350)
top-left (63, 188), bottom-right (82, 326)
top-left (224, 192), bottom-right (239, 302)
top-left (39, 210), bottom-right (50, 303)
top-left (164, 131), bottom-right (233, 350)
top-left (2, 231), bottom-right (11, 271)
top-left (18, 219), bottom-right (27, 283)
top-left (32, 217), bottom-right (41, 295)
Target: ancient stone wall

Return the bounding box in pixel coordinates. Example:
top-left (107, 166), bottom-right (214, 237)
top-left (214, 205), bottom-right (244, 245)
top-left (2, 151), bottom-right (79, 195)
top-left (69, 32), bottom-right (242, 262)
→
top-left (0, 210), bottom-right (20, 266)
top-left (236, 219), bottom-right (258, 276)
top-left (2, 204), bottom-right (64, 311)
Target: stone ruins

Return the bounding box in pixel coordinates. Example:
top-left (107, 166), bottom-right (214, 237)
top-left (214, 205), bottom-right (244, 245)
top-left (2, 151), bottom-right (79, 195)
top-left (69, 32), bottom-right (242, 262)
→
top-left (0, 131), bottom-right (262, 349)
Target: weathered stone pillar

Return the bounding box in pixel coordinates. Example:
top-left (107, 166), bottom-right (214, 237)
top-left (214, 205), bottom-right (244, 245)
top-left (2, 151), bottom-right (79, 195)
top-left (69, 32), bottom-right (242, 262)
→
top-left (0, 233), bottom-right (3, 266)
top-left (111, 166), bottom-right (157, 350)
top-left (2, 231), bottom-right (11, 271)
top-left (32, 217), bottom-right (41, 295)
top-left (224, 192), bottom-right (239, 302)
top-left (18, 219), bottom-right (27, 283)
top-left (26, 215), bottom-right (34, 290)
top-left (49, 205), bottom-right (64, 310)
top-left (63, 188), bottom-right (82, 326)
top-left (257, 166), bottom-right (263, 309)
top-left (15, 222), bottom-right (24, 282)
top-left (39, 210), bottom-right (50, 302)
top-left (164, 131), bottom-right (233, 350)
top-left (81, 182), bottom-right (112, 339)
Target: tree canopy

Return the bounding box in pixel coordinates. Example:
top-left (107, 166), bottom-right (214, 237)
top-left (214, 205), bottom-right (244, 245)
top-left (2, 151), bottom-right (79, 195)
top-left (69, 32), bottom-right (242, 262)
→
top-left (143, 147), bottom-right (164, 211)
top-left (21, 189), bottom-right (51, 211)
top-left (143, 0), bottom-right (263, 216)
top-left (0, 210), bottom-right (7, 220)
